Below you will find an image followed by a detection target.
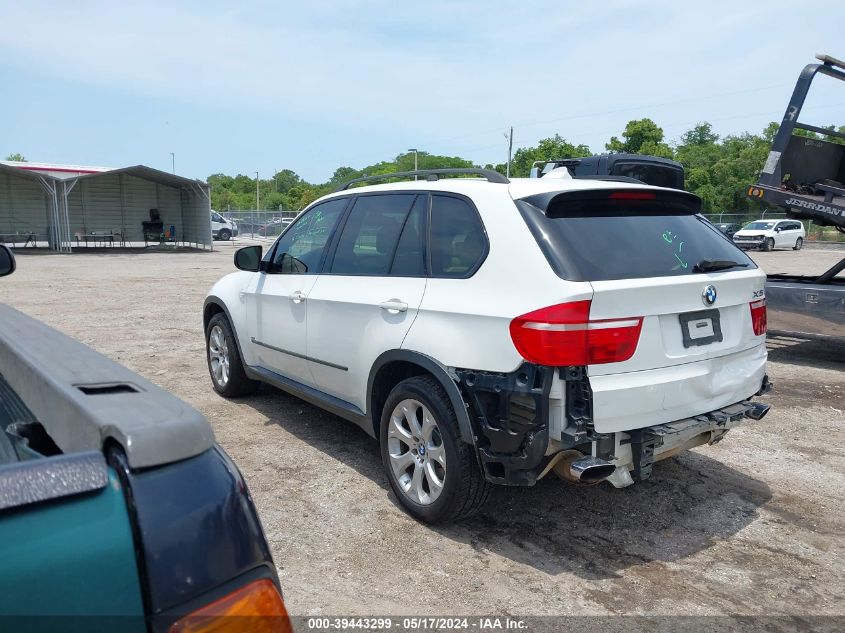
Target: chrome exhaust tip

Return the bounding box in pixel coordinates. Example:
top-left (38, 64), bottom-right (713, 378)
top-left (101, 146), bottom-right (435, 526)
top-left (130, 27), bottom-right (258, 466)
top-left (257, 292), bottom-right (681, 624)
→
top-left (746, 402), bottom-right (771, 421)
top-left (568, 456), bottom-right (616, 484)
top-left (551, 451), bottom-right (616, 485)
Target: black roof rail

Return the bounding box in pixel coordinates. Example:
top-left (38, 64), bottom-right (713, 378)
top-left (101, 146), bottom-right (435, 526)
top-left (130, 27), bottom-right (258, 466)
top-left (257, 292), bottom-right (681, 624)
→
top-left (334, 168), bottom-right (509, 192)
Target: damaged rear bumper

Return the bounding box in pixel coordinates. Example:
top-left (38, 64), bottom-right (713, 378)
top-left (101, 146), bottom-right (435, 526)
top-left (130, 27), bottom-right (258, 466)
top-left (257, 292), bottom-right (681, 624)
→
top-left (454, 362), bottom-right (772, 487)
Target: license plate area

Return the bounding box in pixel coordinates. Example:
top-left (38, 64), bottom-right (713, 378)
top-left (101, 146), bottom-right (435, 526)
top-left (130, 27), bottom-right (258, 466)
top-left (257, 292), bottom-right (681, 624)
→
top-left (679, 309), bottom-right (723, 348)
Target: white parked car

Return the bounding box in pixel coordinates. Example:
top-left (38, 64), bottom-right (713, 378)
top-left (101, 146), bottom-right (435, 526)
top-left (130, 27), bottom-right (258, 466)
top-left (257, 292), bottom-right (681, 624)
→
top-left (211, 210), bottom-right (238, 241)
top-left (732, 219), bottom-right (805, 251)
top-left (203, 169), bottom-right (772, 523)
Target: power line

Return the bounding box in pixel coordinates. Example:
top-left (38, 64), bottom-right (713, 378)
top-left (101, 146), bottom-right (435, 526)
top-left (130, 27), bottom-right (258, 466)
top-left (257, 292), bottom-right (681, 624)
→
top-left (429, 82), bottom-right (793, 147)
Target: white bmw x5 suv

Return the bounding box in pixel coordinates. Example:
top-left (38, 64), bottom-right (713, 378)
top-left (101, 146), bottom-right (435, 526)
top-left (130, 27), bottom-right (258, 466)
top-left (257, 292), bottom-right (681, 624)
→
top-left (204, 168), bottom-right (772, 523)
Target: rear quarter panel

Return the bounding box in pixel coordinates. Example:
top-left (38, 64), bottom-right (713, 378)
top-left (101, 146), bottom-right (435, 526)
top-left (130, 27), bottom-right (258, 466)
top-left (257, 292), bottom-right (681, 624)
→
top-left (402, 187), bottom-right (592, 373)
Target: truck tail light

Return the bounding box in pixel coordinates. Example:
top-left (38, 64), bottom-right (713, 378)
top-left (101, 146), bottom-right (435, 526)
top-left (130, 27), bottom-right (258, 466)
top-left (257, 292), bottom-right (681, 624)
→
top-left (750, 299), bottom-right (767, 336)
top-left (169, 578), bottom-right (291, 633)
top-left (509, 300), bottom-right (643, 366)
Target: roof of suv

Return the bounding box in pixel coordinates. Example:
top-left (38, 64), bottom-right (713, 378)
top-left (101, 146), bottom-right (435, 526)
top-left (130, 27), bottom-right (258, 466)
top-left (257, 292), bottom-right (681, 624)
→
top-left (322, 176), bottom-right (679, 202)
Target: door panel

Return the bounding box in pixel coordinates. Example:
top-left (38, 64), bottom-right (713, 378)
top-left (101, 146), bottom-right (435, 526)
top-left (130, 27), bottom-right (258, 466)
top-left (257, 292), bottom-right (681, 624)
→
top-left (306, 193), bottom-right (426, 409)
top-left (245, 197), bottom-right (348, 386)
top-left (307, 277), bottom-right (426, 409)
top-left (246, 274), bottom-right (317, 385)
top-left (775, 222), bottom-right (790, 247)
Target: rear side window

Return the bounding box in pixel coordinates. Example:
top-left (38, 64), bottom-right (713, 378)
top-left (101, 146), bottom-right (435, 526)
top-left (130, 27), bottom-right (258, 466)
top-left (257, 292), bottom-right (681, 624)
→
top-left (330, 194), bottom-right (417, 275)
top-left (429, 195), bottom-right (487, 278)
top-left (516, 191), bottom-right (755, 281)
top-left (390, 196), bottom-right (426, 276)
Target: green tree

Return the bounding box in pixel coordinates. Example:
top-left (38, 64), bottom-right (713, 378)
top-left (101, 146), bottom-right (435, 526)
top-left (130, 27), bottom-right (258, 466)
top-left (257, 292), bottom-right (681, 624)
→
top-left (673, 121), bottom-right (775, 213)
top-left (606, 118), bottom-right (674, 158)
top-left (680, 122), bottom-right (719, 147)
top-left (329, 166), bottom-right (359, 184)
top-left (5, 153), bottom-right (26, 161)
top-left (272, 169), bottom-right (302, 193)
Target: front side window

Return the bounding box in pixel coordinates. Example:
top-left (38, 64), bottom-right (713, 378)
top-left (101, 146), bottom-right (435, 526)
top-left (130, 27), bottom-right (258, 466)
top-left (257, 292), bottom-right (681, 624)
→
top-left (268, 198), bottom-right (347, 273)
top-left (429, 195), bottom-right (487, 278)
top-left (329, 194), bottom-right (417, 276)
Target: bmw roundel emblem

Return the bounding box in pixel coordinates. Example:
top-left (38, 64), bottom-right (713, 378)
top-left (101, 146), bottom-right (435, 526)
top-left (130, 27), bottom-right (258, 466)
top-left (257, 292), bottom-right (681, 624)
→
top-left (702, 285), bottom-right (717, 306)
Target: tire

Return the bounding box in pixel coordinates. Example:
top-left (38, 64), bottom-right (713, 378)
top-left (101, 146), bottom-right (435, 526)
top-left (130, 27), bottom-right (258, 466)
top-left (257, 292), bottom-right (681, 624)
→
top-left (218, 229), bottom-right (231, 241)
top-left (379, 376), bottom-right (491, 523)
top-left (206, 313), bottom-right (259, 397)
top-left (763, 237), bottom-right (775, 252)
top-left (794, 237), bottom-right (803, 251)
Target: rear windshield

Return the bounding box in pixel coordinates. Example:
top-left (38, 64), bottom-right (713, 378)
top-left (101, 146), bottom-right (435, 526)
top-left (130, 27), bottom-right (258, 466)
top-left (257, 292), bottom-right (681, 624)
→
top-left (516, 198), bottom-right (755, 281)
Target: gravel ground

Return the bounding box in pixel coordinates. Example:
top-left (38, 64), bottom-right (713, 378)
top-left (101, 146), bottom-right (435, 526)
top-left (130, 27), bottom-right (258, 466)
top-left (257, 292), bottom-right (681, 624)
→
top-left (3, 242), bottom-right (844, 618)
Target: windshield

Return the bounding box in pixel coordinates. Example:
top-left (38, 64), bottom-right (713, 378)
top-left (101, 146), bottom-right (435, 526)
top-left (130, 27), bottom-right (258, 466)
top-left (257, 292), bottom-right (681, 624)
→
top-left (743, 221), bottom-right (775, 230)
top-left (517, 200), bottom-right (755, 281)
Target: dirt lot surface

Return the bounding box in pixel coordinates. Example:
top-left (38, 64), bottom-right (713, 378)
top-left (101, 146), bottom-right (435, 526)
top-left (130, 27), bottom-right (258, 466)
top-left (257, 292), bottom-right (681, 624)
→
top-left (3, 243), bottom-right (844, 618)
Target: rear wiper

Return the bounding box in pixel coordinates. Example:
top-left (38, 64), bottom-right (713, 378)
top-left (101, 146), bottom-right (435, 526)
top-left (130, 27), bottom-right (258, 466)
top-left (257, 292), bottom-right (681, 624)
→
top-left (693, 259), bottom-right (749, 273)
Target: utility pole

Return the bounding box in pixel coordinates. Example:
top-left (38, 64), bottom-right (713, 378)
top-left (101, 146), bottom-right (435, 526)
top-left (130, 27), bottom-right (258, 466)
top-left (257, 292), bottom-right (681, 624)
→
top-left (505, 127), bottom-right (513, 178)
top-left (408, 148), bottom-right (418, 180)
top-left (255, 171), bottom-right (260, 212)
top-left (170, 152), bottom-right (175, 174)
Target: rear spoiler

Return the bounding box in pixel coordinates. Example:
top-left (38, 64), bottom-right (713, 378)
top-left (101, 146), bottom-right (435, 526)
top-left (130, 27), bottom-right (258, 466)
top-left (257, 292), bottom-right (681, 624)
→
top-left (519, 188), bottom-right (702, 217)
top-left (0, 304), bottom-right (214, 469)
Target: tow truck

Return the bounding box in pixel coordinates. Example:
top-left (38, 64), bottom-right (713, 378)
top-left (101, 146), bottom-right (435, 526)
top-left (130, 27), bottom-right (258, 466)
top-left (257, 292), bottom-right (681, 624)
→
top-left (747, 53), bottom-right (845, 339)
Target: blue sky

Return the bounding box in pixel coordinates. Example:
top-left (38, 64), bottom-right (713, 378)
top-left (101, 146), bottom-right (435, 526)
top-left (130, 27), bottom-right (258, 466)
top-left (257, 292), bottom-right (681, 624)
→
top-left (2, 1), bottom-right (843, 183)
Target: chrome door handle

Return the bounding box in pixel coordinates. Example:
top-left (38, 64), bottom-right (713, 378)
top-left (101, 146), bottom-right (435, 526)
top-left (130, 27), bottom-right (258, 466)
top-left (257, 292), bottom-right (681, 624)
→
top-left (290, 291), bottom-right (306, 304)
top-left (380, 299), bottom-right (408, 314)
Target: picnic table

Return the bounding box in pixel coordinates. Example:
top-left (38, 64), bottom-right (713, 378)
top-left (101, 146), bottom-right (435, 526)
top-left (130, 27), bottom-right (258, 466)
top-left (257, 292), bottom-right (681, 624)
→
top-left (0, 232), bottom-right (38, 247)
top-left (74, 230), bottom-right (125, 247)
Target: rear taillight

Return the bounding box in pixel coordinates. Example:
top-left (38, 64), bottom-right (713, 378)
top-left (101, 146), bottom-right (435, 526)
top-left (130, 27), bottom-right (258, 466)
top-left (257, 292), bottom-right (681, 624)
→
top-left (509, 300), bottom-right (643, 366)
top-left (750, 299), bottom-right (767, 336)
top-left (169, 578), bottom-right (291, 633)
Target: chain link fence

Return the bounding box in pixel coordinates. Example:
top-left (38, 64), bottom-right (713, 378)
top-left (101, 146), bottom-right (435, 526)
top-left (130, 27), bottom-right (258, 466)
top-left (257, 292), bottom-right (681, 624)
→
top-left (218, 209), bottom-right (843, 245)
top-left (218, 210), bottom-right (299, 241)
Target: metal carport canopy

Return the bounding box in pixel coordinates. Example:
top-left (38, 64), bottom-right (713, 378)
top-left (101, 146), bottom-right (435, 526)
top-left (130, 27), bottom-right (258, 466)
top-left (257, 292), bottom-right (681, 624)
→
top-left (0, 162), bottom-right (212, 252)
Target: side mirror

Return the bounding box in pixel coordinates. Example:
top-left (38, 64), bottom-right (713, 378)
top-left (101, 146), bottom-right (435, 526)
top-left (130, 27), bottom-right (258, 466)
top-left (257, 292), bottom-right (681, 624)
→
top-left (0, 244), bottom-right (16, 277)
top-left (775, 227), bottom-right (781, 232)
top-left (234, 245), bottom-right (262, 272)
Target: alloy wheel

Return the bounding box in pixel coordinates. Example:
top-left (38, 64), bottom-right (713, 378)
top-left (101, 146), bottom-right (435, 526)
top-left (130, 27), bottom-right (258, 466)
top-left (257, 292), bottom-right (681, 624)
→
top-left (387, 398), bottom-right (446, 505)
top-left (208, 324), bottom-right (230, 387)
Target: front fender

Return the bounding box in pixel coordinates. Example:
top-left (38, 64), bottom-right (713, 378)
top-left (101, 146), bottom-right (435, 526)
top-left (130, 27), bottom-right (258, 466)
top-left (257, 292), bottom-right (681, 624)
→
top-left (204, 271), bottom-right (256, 366)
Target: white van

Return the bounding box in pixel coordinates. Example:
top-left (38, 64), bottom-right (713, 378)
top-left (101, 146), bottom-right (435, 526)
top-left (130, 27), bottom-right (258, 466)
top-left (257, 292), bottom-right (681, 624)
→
top-left (733, 219), bottom-right (805, 251)
top-left (211, 211), bottom-right (238, 241)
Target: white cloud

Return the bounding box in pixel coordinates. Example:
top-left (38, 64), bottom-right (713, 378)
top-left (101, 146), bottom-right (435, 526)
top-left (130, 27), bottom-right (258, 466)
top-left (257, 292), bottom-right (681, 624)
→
top-left (1, 0), bottom-right (843, 170)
